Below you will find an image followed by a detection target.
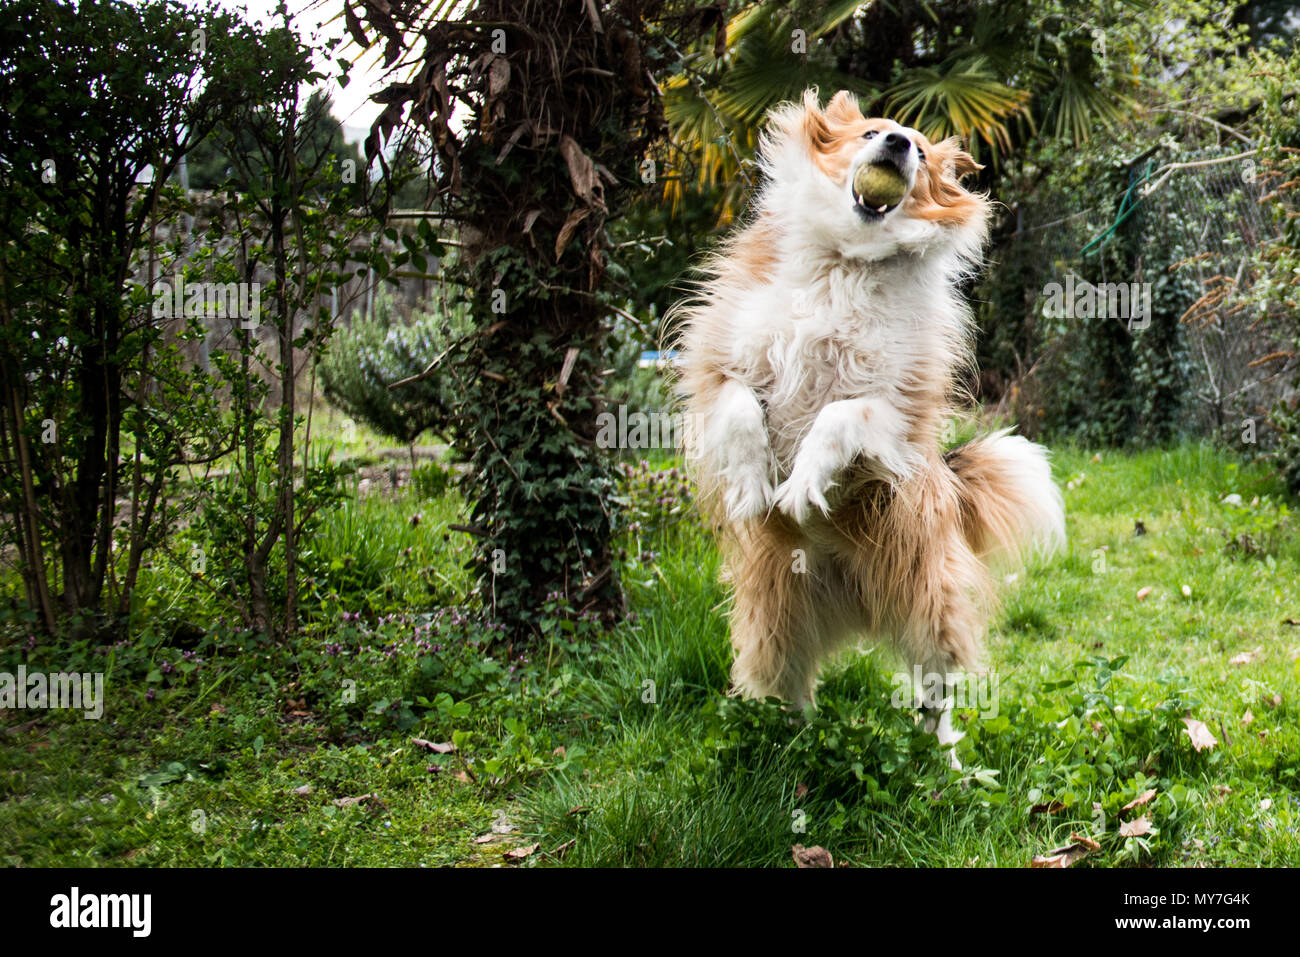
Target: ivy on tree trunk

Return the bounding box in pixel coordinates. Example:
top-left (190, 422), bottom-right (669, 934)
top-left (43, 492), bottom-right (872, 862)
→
top-left (352, 0), bottom-right (690, 639)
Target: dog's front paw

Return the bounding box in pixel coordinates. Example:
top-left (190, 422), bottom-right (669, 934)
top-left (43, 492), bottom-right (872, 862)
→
top-left (773, 461), bottom-right (835, 525)
top-left (723, 468), bottom-right (774, 523)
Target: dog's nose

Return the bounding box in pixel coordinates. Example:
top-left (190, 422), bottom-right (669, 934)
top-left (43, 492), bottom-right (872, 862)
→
top-left (883, 132), bottom-right (911, 154)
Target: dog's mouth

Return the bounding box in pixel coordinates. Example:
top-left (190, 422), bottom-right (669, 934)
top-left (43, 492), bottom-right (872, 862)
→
top-left (852, 159), bottom-right (908, 221)
top-left (852, 201), bottom-right (896, 221)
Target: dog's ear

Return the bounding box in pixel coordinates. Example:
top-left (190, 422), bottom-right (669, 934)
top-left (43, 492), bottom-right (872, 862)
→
top-left (797, 88), bottom-right (836, 154)
top-left (936, 136), bottom-right (983, 179)
top-left (911, 134), bottom-right (989, 226)
top-left (824, 90), bottom-right (864, 126)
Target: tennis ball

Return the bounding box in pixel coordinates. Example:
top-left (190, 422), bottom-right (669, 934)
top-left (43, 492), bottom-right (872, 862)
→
top-left (853, 163), bottom-right (908, 210)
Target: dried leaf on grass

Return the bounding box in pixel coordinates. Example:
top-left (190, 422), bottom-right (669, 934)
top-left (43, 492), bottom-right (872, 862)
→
top-left (791, 844), bottom-right (833, 868)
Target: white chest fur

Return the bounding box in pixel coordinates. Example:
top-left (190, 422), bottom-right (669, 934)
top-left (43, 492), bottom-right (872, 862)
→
top-left (727, 255), bottom-right (965, 471)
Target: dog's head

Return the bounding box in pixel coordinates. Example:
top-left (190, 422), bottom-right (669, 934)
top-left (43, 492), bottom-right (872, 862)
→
top-left (760, 89), bottom-right (990, 262)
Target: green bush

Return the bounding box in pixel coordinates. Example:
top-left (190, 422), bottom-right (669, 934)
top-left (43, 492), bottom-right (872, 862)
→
top-left (980, 141), bottom-right (1202, 446)
top-left (320, 290), bottom-right (471, 444)
top-left (409, 459), bottom-right (455, 500)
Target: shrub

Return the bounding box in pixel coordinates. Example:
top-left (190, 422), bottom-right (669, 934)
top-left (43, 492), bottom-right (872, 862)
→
top-left (320, 290), bottom-right (471, 445)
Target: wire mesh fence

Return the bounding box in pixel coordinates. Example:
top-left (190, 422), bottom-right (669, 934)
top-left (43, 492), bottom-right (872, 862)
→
top-left (1160, 148), bottom-right (1292, 436)
top-left (991, 143), bottom-right (1293, 443)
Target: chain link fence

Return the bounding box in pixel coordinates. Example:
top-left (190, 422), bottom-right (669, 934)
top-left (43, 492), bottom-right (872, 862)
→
top-left (986, 143), bottom-right (1293, 444)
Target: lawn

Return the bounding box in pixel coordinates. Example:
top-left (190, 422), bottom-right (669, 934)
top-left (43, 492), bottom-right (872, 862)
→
top-left (3, 442), bottom-right (1298, 867)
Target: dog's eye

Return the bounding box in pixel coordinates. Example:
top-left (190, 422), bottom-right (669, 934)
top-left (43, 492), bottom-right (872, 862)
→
top-left (917, 147), bottom-right (926, 161)
top-left (862, 130), bottom-right (878, 140)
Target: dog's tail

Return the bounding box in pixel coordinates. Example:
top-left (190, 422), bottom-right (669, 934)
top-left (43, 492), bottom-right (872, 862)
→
top-left (945, 429), bottom-right (1066, 566)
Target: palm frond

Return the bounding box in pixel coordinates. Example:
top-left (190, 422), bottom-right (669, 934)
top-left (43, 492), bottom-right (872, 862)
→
top-left (810, 0), bottom-right (878, 37)
top-left (885, 57), bottom-right (1031, 160)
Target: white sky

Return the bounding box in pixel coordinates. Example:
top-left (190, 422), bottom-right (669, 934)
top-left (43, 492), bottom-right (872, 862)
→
top-left (209, 0), bottom-right (406, 142)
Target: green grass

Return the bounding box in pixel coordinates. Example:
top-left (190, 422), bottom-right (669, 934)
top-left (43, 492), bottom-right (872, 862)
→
top-left (3, 442), bottom-right (1299, 867)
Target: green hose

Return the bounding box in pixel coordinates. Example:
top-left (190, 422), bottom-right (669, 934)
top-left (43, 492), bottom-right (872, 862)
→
top-left (1081, 155), bottom-right (1159, 258)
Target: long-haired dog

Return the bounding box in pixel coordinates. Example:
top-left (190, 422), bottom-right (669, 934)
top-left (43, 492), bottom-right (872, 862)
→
top-left (671, 90), bottom-right (1065, 765)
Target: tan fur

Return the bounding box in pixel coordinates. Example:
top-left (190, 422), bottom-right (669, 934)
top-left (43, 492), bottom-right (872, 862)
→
top-left (722, 459), bottom-right (992, 706)
top-left (944, 431), bottom-right (1062, 565)
top-left (670, 90), bottom-right (1064, 711)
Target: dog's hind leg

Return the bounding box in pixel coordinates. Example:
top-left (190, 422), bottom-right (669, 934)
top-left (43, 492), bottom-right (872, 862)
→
top-left (726, 521), bottom-right (824, 709)
top-left (918, 671), bottom-right (964, 771)
top-left (901, 532), bottom-right (990, 772)
top-left (914, 601), bottom-right (989, 771)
